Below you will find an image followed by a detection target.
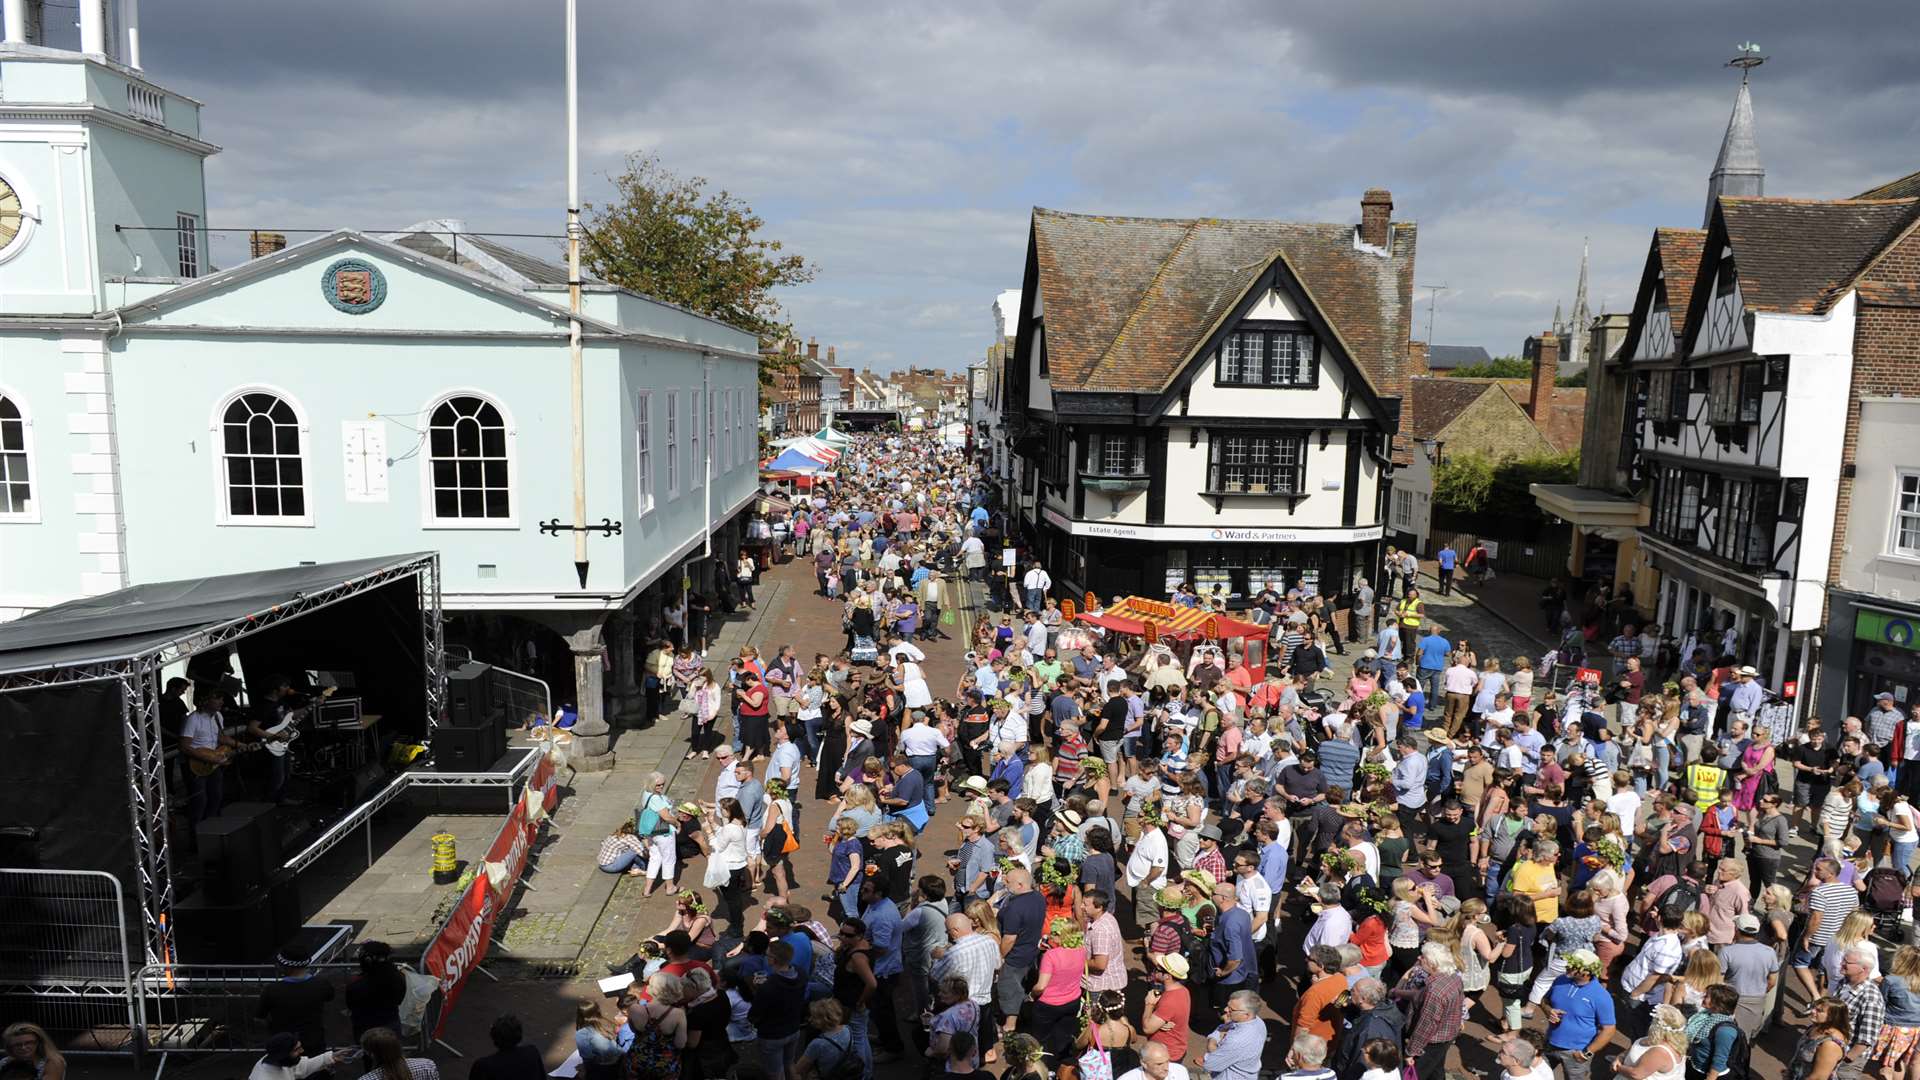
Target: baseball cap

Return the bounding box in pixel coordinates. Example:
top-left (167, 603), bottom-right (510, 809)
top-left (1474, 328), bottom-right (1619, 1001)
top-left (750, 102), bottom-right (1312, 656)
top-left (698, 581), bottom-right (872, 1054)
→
top-left (1734, 914), bottom-right (1761, 934)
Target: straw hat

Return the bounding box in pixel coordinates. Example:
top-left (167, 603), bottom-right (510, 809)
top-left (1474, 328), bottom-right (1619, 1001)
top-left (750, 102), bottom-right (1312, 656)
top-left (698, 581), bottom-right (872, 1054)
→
top-left (1154, 952), bottom-right (1190, 979)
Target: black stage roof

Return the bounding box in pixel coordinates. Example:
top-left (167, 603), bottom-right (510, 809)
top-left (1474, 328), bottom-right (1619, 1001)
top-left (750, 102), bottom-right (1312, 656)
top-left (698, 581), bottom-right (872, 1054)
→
top-left (0, 553), bottom-right (436, 680)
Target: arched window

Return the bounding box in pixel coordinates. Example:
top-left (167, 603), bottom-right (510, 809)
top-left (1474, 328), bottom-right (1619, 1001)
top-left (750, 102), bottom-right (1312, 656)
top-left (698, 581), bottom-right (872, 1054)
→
top-left (0, 393), bottom-right (32, 519)
top-left (220, 391), bottom-right (306, 521)
top-left (428, 394), bottom-right (511, 521)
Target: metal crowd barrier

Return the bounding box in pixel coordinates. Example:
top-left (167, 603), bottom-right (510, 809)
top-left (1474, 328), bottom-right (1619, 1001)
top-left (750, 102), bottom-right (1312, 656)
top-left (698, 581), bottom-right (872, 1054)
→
top-left (0, 869), bottom-right (138, 1055)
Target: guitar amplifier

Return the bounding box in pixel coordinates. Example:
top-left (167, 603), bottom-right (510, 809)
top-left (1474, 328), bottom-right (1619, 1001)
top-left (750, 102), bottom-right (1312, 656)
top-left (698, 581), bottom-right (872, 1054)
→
top-left (314, 695), bottom-right (365, 730)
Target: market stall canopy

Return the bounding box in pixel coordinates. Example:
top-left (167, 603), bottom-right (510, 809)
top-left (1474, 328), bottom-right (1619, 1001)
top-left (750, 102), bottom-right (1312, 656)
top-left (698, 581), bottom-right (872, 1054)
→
top-left (1076, 596), bottom-right (1266, 641)
top-left (765, 447), bottom-right (830, 472)
top-left (813, 425), bottom-right (854, 445)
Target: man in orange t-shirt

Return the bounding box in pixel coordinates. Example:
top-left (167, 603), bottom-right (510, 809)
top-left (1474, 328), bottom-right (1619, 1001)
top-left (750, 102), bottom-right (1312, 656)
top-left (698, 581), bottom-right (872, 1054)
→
top-left (1294, 944), bottom-right (1348, 1043)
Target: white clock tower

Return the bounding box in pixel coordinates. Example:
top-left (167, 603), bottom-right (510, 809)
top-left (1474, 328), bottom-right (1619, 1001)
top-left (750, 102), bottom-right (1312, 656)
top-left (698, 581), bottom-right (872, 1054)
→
top-left (0, 0), bottom-right (216, 314)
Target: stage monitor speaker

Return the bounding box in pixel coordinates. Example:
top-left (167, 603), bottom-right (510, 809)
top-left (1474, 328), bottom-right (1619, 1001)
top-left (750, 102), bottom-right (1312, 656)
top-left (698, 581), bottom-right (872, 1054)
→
top-left (195, 802), bottom-right (281, 903)
top-left (172, 879), bottom-right (301, 963)
top-left (444, 661), bottom-right (497, 728)
top-left (432, 724), bottom-right (504, 771)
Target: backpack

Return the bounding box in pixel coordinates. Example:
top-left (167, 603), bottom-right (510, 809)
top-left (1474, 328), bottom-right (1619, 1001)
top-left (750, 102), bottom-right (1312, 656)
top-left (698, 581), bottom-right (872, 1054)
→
top-left (1655, 879), bottom-right (1703, 929)
top-left (1865, 867), bottom-right (1909, 913)
top-left (1709, 1019), bottom-right (1752, 1080)
top-left (1170, 918), bottom-right (1213, 986)
top-left (813, 1029), bottom-right (864, 1080)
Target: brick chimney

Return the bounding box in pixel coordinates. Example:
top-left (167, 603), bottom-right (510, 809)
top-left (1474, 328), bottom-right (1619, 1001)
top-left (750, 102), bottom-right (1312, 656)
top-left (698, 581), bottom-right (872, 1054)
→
top-left (827, 346), bottom-right (836, 363)
top-left (1526, 332), bottom-right (1559, 421)
top-left (1408, 339), bottom-right (1430, 378)
top-left (250, 231), bottom-right (287, 258)
top-left (807, 338), bottom-right (819, 361)
top-left (1360, 189), bottom-right (1393, 248)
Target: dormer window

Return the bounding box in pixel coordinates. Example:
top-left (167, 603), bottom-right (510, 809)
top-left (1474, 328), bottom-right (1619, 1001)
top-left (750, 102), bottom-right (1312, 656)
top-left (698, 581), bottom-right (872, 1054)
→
top-left (1218, 325), bottom-right (1318, 388)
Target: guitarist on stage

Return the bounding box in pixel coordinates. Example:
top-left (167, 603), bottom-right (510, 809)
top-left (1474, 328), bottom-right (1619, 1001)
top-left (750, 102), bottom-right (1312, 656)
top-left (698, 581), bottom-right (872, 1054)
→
top-left (180, 684), bottom-right (238, 826)
top-left (246, 676), bottom-right (335, 803)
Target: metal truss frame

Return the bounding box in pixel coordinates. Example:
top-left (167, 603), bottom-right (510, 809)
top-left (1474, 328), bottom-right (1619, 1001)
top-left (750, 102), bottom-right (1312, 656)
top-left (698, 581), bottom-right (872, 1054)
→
top-left (0, 554), bottom-right (445, 967)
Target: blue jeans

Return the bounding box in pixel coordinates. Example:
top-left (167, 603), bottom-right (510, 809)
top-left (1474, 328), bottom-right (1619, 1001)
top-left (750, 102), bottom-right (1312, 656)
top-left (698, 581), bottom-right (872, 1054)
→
top-left (848, 1006), bottom-right (873, 1080)
top-left (907, 754), bottom-right (939, 812)
top-left (758, 1031), bottom-right (802, 1080)
top-left (731, 709), bottom-right (745, 754)
top-left (1653, 743), bottom-right (1672, 795)
top-left (839, 885), bottom-right (860, 919)
top-left (1420, 669), bottom-right (1443, 708)
top-left (598, 850), bottom-right (641, 873)
top-left (1485, 859), bottom-right (1506, 899)
top-left (1897, 840), bottom-right (1917, 875)
top-left (1025, 588), bottom-right (1044, 613)
top-left (802, 713), bottom-right (825, 761)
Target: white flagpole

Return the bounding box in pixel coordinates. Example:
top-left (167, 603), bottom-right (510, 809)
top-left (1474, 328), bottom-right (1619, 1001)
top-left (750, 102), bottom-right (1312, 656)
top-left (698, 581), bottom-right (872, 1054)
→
top-left (565, 0), bottom-right (589, 588)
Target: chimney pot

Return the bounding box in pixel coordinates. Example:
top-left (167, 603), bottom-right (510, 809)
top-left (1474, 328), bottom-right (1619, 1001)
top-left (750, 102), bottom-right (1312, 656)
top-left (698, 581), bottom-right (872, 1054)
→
top-left (250, 231), bottom-right (287, 258)
top-left (1526, 333), bottom-right (1560, 421)
top-left (1360, 188), bottom-right (1394, 248)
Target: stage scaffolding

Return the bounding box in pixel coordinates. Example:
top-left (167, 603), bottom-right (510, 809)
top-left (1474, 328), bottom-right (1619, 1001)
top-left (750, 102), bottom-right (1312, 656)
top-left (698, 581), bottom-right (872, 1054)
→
top-left (0, 553), bottom-right (447, 969)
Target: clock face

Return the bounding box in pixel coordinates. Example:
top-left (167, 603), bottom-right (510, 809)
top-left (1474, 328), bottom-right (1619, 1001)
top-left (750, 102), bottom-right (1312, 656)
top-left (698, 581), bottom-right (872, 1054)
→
top-left (0, 180), bottom-right (20, 249)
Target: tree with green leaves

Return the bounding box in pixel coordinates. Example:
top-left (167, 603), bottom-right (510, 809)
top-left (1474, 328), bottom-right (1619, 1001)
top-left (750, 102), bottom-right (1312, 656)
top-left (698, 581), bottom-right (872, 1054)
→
top-left (1432, 448), bottom-right (1578, 538)
top-left (581, 154), bottom-right (816, 383)
top-left (1445, 356), bottom-right (1531, 379)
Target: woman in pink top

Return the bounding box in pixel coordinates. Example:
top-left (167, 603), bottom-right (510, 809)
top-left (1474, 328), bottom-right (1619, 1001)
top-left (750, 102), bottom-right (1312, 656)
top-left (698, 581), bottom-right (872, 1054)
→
top-left (1027, 918), bottom-right (1088, 1059)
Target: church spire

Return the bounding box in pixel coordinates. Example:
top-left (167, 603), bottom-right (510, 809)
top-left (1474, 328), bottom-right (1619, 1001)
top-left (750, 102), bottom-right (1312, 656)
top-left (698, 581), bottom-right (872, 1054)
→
top-left (1705, 44), bottom-right (1766, 227)
top-left (1567, 238), bottom-right (1591, 367)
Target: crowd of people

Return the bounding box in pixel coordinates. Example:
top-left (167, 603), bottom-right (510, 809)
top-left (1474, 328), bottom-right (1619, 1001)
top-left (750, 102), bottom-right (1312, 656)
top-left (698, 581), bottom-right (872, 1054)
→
top-left (146, 429), bottom-right (1920, 1080)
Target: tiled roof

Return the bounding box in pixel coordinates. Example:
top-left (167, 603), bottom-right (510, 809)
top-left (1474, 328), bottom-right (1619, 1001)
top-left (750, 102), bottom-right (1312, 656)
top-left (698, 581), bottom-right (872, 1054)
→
top-left (1653, 229), bottom-right (1707, 339)
top-left (1500, 382), bottom-right (1588, 454)
top-left (1856, 169), bottom-right (1920, 201)
top-left (1425, 344), bottom-right (1492, 370)
top-left (1406, 377), bottom-right (1495, 439)
top-left (1030, 207), bottom-right (1415, 396)
top-left (1718, 196), bottom-right (1920, 315)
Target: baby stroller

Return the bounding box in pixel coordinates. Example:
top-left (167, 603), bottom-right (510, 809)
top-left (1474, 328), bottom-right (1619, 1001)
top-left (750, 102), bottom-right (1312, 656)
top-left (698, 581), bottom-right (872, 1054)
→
top-left (850, 634), bottom-right (879, 666)
top-left (1862, 866), bottom-right (1911, 936)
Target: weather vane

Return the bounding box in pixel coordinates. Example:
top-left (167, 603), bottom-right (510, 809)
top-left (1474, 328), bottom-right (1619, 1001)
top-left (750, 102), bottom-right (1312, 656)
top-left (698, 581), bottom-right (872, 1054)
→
top-left (1728, 42), bottom-right (1766, 83)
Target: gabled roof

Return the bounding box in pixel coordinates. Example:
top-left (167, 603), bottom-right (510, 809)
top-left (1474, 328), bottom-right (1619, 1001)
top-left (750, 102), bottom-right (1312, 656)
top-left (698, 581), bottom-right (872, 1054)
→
top-left (1406, 377), bottom-right (1493, 439)
top-left (1499, 382), bottom-right (1587, 454)
top-left (1856, 169), bottom-right (1920, 201)
top-left (1714, 196), bottom-right (1920, 315)
top-left (1654, 229), bottom-right (1707, 339)
top-left (1425, 345), bottom-right (1492, 370)
top-left (107, 228), bottom-right (621, 335)
top-left (1028, 207), bottom-right (1415, 396)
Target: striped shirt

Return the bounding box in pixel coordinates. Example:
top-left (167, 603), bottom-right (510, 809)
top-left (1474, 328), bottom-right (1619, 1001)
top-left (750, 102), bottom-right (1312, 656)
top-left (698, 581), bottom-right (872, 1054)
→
top-left (930, 931), bottom-right (1000, 1005)
top-left (1808, 882), bottom-right (1861, 946)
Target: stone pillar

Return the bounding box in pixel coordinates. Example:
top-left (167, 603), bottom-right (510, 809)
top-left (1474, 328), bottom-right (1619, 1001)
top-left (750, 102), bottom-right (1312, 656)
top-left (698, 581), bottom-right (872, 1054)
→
top-left (565, 620), bottom-right (617, 772)
top-left (609, 610), bottom-right (645, 728)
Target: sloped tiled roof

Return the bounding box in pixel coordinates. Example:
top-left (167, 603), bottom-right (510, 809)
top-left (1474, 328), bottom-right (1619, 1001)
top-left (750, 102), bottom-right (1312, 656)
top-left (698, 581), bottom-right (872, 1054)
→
top-left (1406, 377), bottom-right (1495, 439)
top-left (1030, 208), bottom-right (1415, 396)
top-left (1653, 229), bottom-right (1707, 339)
top-left (1718, 196), bottom-right (1920, 315)
top-left (1425, 344), bottom-right (1492, 370)
top-left (1856, 169), bottom-right (1920, 201)
top-left (1500, 382), bottom-right (1588, 454)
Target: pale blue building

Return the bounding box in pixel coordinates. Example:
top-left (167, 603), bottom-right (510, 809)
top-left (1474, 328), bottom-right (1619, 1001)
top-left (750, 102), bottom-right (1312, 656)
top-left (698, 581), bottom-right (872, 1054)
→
top-left (0, 16), bottom-right (761, 734)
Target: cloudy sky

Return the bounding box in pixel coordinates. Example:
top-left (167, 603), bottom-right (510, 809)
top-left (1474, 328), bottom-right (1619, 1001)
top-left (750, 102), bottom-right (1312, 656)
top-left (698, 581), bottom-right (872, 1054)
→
top-left (103, 1), bottom-right (1920, 371)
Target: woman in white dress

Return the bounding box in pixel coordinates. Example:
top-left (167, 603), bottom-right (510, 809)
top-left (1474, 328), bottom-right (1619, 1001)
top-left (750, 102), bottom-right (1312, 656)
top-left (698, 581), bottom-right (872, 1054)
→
top-left (703, 798), bottom-right (754, 938)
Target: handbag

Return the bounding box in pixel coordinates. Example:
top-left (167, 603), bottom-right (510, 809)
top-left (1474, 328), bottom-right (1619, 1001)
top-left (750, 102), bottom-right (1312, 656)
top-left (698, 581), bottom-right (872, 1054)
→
top-left (1077, 1018), bottom-right (1113, 1080)
top-left (702, 857), bottom-right (731, 889)
top-left (781, 824), bottom-right (801, 855)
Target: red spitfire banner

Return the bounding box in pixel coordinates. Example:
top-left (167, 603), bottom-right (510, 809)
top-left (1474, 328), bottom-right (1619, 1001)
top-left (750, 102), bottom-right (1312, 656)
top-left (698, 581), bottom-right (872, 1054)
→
top-left (422, 750), bottom-right (564, 1036)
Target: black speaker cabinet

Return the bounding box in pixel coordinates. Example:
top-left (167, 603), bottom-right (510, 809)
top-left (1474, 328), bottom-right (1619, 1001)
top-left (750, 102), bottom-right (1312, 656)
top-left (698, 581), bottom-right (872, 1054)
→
top-left (195, 802), bottom-right (281, 903)
top-left (432, 724), bottom-right (504, 771)
top-left (445, 661), bottom-right (497, 728)
top-left (172, 879), bottom-right (301, 963)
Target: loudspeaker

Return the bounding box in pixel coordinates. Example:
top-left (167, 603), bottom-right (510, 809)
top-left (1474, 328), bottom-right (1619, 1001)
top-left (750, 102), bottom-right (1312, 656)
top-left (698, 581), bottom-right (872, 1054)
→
top-left (173, 878), bottom-right (301, 963)
top-left (432, 724), bottom-right (504, 771)
top-left (445, 662), bottom-right (497, 728)
top-left (195, 802), bottom-right (280, 903)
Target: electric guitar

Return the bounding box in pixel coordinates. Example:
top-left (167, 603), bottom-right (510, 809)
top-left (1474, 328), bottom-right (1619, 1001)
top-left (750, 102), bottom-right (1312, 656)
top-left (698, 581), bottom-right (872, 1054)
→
top-left (260, 687), bottom-right (337, 757)
top-left (189, 742), bottom-right (259, 777)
